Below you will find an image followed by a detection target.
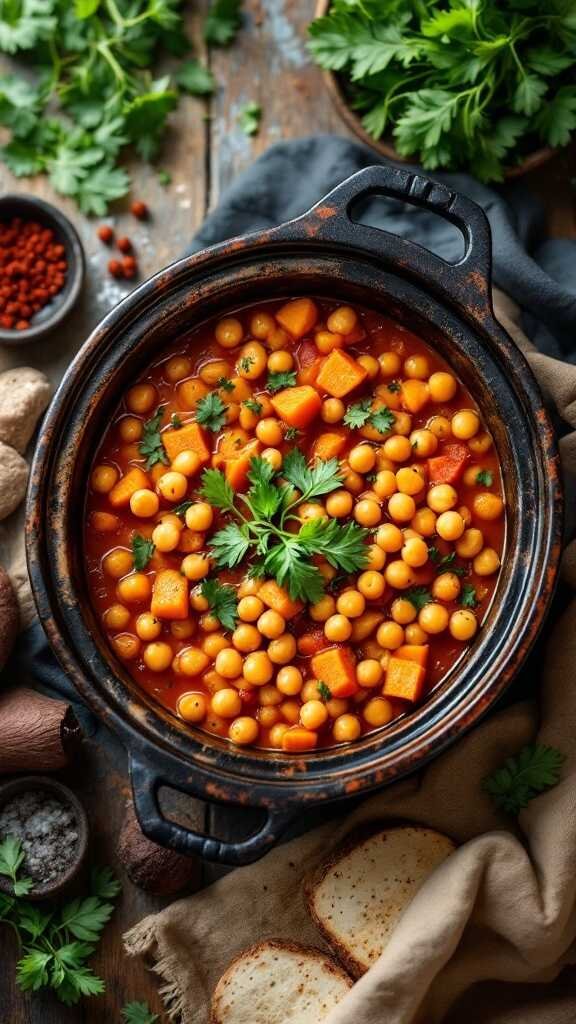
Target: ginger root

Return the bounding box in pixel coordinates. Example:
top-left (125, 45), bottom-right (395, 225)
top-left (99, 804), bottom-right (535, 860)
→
top-left (0, 367), bottom-right (51, 454)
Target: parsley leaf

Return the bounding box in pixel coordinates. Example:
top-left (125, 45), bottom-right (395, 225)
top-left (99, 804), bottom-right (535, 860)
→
top-left (483, 743), bottom-right (565, 815)
top-left (283, 449), bottom-right (343, 501)
top-left (343, 398), bottom-right (372, 429)
top-left (406, 587), bottom-right (432, 611)
top-left (429, 549), bottom-right (466, 577)
top-left (476, 469), bottom-right (493, 486)
top-left (370, 406), bottom-right (395, 434)
top-left (317, 681), bottom-right (331, 702)
top-left (132, 534), bottom-right (155, 571)
top-left (243, 398), bottom-right (263, 415)
top-left (122, 1003), bottom-right (159, 1024)
top-left (238, 101), bottom-right (262, 136)
top-left (139, 406), bottom-right (168, 470)
top-left (171, 413), bottom-right (183, 429)
top-left (284, 427), bottom-right (300, 441)
top-left (196, 392), bottom-right (228, 432)
top-left (460, 584), bottom-right (479, 609)
top-left (176, 59), bottom-right (216, 96)
top-left (217, 376), bottom-right (235, 392)
top-left (266, 370), bottom-right (297, 393)
top-left (172, 500), bottom-right (193, 519)
top-left (200, 578), bottom-right (238, 631)
top-left (204, 0), bottom-right (242, 45)
top-left (199, 468), bottom-right (236, 511)
top-left (0, 837), bottom-right (33, 897)
top-left (209, 523), bottom-right (251, 568)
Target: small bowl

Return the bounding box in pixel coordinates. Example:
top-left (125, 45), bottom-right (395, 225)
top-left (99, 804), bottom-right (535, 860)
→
top-left (0, 195), bottom-right (85, 346)
top-left (0, 775), bottom-right (89, 899)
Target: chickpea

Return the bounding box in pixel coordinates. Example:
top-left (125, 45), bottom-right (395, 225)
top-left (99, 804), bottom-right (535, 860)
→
top-left (391, 597), bottom-right (417, 625)
top-left (215, 647), bottom-right (243, 679)
top-left (126, 383), bottom-right (156, 415)
top-left (411, 508), bottom-right (436, 537)
top-left (91, 465), bottom-right (118, 494)
top-left (376, 620), bottom-right (404, 650)
top-left (257, 609), bottom-right (285, 639)
top-left (233, 623), bottom-right (262, 653)
top-left (355, 570), bottom-right (385, 601)
top-left (349, 444), bottom-right (376, 474)
top-left (427, 483), bottom-right (458, 513)
top-left (405, 623), bottom-right (428, 644)
top-left (178, 692), bottom-right (207, 722)
top-left (450, 609), bottom-right (478, 641)
top-left (337, 590), bottom-right (366, 619)
top-left (371, 470), bottom-right (395, 500)
top-left (325, 698), bottom-right (348, 719)
top-left (243, 651), bottom-right (274, 685)
top-left (388, 492), bottom-right (416, 523)
top-left (315, 330), bottom-right (344, 354)
top-left (363, 697), bottom-right (394, 727)
top-left (327, 305), bottom-right (357, 335)
top-left (237, 596), bottom-right (264, 623)
top-left (103, 604), bottom-right (131, 630)
top-left (256, 417), bottom-right (283, 447)
top-left (280, 700), bottom-right (301, 724)
top-left (404, 354), bottom-right (429, 380)
top-left (130, 488), bottom-right (160, 518)
top-left (169, 451), bottom-right (200, 479)
top-left (376, 523), bottom-right (403, 552)
top-left (432, 572), bottom-right (462, 602)
top-left (301, 679), bottom-right (322, 702)
top-left (276, 665), bottom-right (303, 696)
top-left (396, 466), bottom-right (425, 497)
top-left (267, 327), bottom-right (290, 351)
top-left (198, 358), bottom-right (230, 386)
top-left (418, 602), bottom-right (449, 634)
top-left (199, 612), bottom-right (220, 633)
top-left (427, 415), bottom-right (451, 439)
top-left (452, 409), bottom-right (480, 440)
top-left (436, 510), bottom-right (465, 541)
top-left (342, 467), bottom-right (365, 494)
top-left (326, 489), bottom-right (353, 519)
top-left (238, 577), bottom-right (262, 598)
top-left (215, 317), bottom-right (243, 349)
top-left (257, 707), bottom-right (280, 729)
top-left (143, 641), bottom-right (172, 672)
top-left (136, 612), bottom-right (162, 641)
top-left (297, 503), bottom-right (326, 527)
top-left (112, 633), bottom-right (141, 660)
top-left (383, 435), bottom-right (412, 463)
top-left (468, 431), bottom-right (493, 454)
top-left (261, 448), bottom-right (282, 471)
top-left (318, 562), bottom-right (337, 583)
top-left (463, 465), bottom-right (482, 487)
top-left (166, 355), bottom-right (193, 383)
top-left (190, 588), bottom-right (209, 612)
top-left (459, 505), bottom-right (472, 527)
top-left (357, 659), bottom-right (383, 688)
top-left (472, 492), bottom-right (504, 521)
top-left (269, 349), bottom-right (295, 374)
top-left (299, 700), bottom-right (328, 731)
top-left (268, 633), bottom-right (297, 665)
top-left (365, 544), bottom-right (386, 571)
top-left (201, 632), bottom-right (228, 658)
top-left (333, 714), bottom-right (362, 742)
top-left (185, 502), bottom-right (213, 532)
top-left (384, 560), bottom-right (415, 590)
top-left (103, 547), bottom-right (133, 579)
top-left (409, 429), bottom-right (438, 457)
top-left (117, 573), bottom-right (152, 604)
top-left (401, 536), bottom-right (429, 568)
top-left (250, 311), bottom-right (275, 339)
top-left (181, 554), bottom-right (210, 581)
top-left (378, 351), bottom-right (402, 376)
top-left (118, 416), bottom-right (143, 443)
top-left (354, 499), bottom-right (382, 528)
top-left (211, 688), bottom-right (242, 719)
top-left (156, 471), bottom-right (187, 503)
top-left (456, 527), bottom-right (484, 558)
top-left (428, 371), bottom-right (457, 402)
top-left (321, 397), bottom-right (345, 424)
top-left (324, 614), bottom-right (352, 642)
top-left (357, 354), bottom-right (380, 379)
top-left (179, 647), bottom-right (210, 676)
top-left (269, 722), bottom-right (290, 746)
top-left (473, 547), bottom-right (500, 576)
top-left (310, 594), bottom-right (336, 622)
top-left (394, 412), bottom-right (413, 437)
top-left (237, 340), bottom-right (267, 380)
top-left (229, 716), bottom-right (259, 745)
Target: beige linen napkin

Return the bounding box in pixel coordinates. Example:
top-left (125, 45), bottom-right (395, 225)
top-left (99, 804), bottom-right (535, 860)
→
top-left (123, 292), bottom-right (576, 1024)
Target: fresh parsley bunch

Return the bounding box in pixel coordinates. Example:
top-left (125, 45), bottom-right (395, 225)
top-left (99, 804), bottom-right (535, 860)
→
top-left (0, 0), bottom-right (242, 212)
top-left (309, 0), bottom-right (576, 181)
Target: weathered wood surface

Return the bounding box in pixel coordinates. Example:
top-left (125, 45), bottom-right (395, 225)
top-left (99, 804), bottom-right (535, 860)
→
top-left (0, 0), bottom-right (575, 1020)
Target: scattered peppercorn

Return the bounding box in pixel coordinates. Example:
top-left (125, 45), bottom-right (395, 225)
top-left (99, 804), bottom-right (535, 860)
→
top-left (108, 258), bottom-right (124, 279)
top-left (97, 225), bottom-right (114, 244)
top-left (130, 200), bottom-right (148, 220)
top-left (0, 217), bottom-right (68, 330)
top-left (116, 236), bottom-right (132, 253)
top-left (121, 255), bottom-right (137, 278)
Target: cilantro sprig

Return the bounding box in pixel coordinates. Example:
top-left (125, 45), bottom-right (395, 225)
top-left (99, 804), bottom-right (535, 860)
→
top-left (429, 548), bottom-right (466, 577)
top-left (476, 469), bottom-right (494, 487)
top-left (460, 584), bottom-right (478, 609)
top-left (196, 392), bottom-right (228, 432)
top-left (200, 450), bottom-right (369, 603)
top-left (139, 406), bottom-right (168, 470)
top-left (122, 1004), bottom-right (159, 1024)
top-left (343, 398), bottom-right (394, 434)
top-left (200, 578), bottom-right (238, 631)
top-left (132, 534), bottom-right (155, 571)
top-left (483, 743), bottom-right (565, 815)
top-left (266, 370), bottom-right (297, 393)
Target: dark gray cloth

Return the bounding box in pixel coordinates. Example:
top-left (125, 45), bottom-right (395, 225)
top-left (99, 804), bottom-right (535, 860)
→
top-left (6, 134), bottom-right (576, 730)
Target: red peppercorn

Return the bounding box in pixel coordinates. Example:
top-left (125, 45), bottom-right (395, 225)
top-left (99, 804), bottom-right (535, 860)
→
top-left (108, 259), bottom-right (124, 278)
top-left (116, 236), bottom-right (132, 253)
top-left (0, 216), bottom-right (68, 330)
top-left (121, 256), bottom-right (137, 278)
top-left (130, 200), bottom-right (148, 220)
top-left (97, 225), bottom-right (114, 244)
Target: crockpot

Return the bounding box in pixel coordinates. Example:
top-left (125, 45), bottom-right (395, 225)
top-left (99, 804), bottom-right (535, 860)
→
top-left (26, 165), bottom-right (563, 865)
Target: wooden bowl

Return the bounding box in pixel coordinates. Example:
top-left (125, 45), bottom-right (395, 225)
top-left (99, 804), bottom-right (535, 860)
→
top-left (314, 0), bottom-right (556, 179)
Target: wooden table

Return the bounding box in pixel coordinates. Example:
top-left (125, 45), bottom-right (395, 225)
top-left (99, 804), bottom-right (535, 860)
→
top-left (1, 2), bottom-right (575, 1020)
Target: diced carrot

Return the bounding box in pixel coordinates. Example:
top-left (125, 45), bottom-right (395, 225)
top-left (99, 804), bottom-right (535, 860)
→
top-left (395, 644), bottom-right (429, 668)
top-left (297, 357), bottom-right (323, 387)
top-left (176, 377), bottom-right (209, 410)
top-left (311, 647), bottom-right (358, 698)
top-left (282, 727), bottom-right (318, 752)
top-left (270, 385), bottom-right (322, 428)
top-left (401, 379), bottom-right (430, 413)
top-left (427, 443), bottom-right (469, 484)
top-left (312, 430), bottom-right (347, 461)
top-left (163, 421), bottom-right (210, 463)
top-left (258, 580), bottom-right (304, 620)
top-left (218, 428), bottom-right (251, 459)
top-left (383, 657), bottom-right (426, 703)
top-left (297, 627), bottom-right (329, 657)
top-left (108, 466), bottom-right (151, 508)
top-left (177, 529), bottom-right (205, 553)
top-left (150, 569), bottom-right (189, 620)
top-left (315, 349), bottom-right (368, 398)
top-left (224, 438), bottom-right (261, 491)
top-left (276, 298), bottom-right (318, 339)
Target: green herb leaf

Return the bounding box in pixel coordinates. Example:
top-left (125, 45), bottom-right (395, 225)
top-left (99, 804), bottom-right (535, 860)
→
top-left (171, 413), bottom-right (183, 429)
top-left (343, 398), bottom-right (372, 429)
top-left (483, 743), bottom-right (565, 815)
top-left (283, 449), bottom-right (343, 501)
top-left (317, 681), bottom-right (331, 702)
top-left (200, 578), bottom-right (238, 631)
top-left (370, 405), bottom-right (395, 434)
top-left (243, 398), bottom-right (263, 415)
top-left (196, 392), bottom-right (228, 432)
top-left (475, 469), bottom-right (493, 486)
top-left (406, 587), bottom-right (432, 611)
top-left (199, 468), bottom-right (236, 511)
top-left (139, 406), bottom-right (169, 469)
top-left (209, 523), bottom-right (251, 568)
top-left (59, 895), bottom-right (116, 942)
top-left (246, 457), bottom-right (284, 519)
top-left (238, 101), bottom-right (261, 136)
top-left (217, 376), bottom-right (235, 392)
top-left (204, 0), bottom-right (242, 45)
top-left (0, 837), bottom-right (33, 896)
top-left (172, 500), bottom-right (193, 519)
top-left (89, 867), bottom-right (121, 901)
top-left (460, 583), bottom-right (478, 608)
top-left (430, 549), bottom-right (466, 577)
top-left (176, 59), bottom-right (216, 96)
top-left (122, 1002), bottom-right (159, 1024)
top-left (266, 370), bottom-right (297, 393)
top-left (157, 169), bottom-right (172, 186)
top-left (387, 380), bottom-right (401, 393)
top-left (132, 534), bottom-right (155, 571)
top-left (284, 427), bottom-right (300, 441)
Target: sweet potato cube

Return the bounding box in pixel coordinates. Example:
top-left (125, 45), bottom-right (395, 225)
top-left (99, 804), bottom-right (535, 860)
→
top-left (258, 580), bottom-right (303, 620)
top-left (162, 421), bottom-right (210, 464)
top-left (275, 298), bottom-right (318, 339)
top-left (282, 727), bottom-right (318, 752)
top-left (401, 379), bottom-right (430, 414)
top-left (270, 385), bottom-right (322, 428)
top-left (383, 657), bottom-right (426, 703)
top-left (312, 431), bottom-right (347, 461)
top-left (316, 349), bottom-right (368, 398)
top-left (395, 644), bottom-right (429, 668)
top-left (311, 647), bottom-right (358, 698)
top-left (108, 466), bottom-right (150, 508)
top-left (224, 438), bottom-right (261, 491)
top-left (151, 569), bottom-right (189, 620)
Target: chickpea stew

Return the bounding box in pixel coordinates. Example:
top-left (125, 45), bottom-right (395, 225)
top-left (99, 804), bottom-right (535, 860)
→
top-left (85, 298), bottom-right (505, 753)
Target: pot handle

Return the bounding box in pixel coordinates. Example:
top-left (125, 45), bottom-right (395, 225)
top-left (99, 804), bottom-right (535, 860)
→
top-left (129, 755), bottom-right (294, 866)
top-left (282, 164), bottom-right (492, 305)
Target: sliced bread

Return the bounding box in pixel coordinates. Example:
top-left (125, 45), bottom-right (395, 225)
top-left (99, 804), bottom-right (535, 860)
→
top-left (210, 939), bottom-right (353, 1024)
top-left (305, 825), bottom-right (456, 976)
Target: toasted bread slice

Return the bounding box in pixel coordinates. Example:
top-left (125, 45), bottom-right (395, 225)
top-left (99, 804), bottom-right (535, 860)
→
top-left (306, 825), bottom-right (456, 976)
top-left (210, 939), bottom-right (352, 1024)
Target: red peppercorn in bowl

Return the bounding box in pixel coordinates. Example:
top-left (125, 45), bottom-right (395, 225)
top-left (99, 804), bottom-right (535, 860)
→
top-left (0, 195), bottom-right (85, 345)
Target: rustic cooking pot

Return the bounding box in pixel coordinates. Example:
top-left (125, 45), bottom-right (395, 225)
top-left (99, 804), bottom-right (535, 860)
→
top-left (26, 165), bottom-right (562, 866)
